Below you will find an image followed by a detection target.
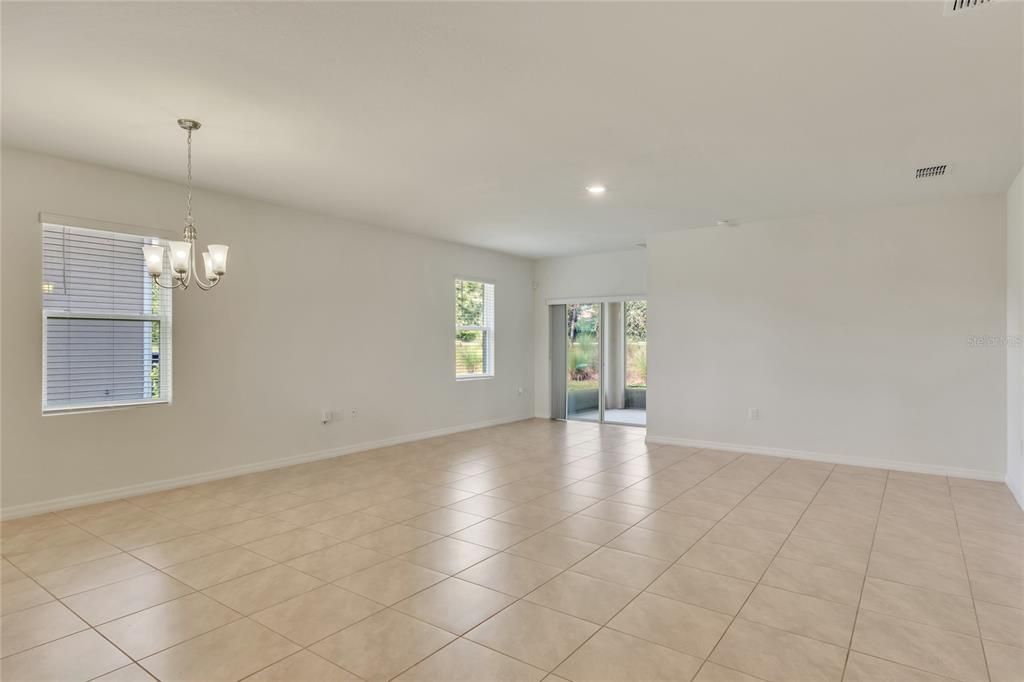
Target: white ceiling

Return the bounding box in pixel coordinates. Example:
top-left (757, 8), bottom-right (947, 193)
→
top-left (3, 2), bottom-right (1021, 258)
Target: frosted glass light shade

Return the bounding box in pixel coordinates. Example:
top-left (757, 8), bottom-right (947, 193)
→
top-left (169, 241), bottom-right (191, 274)
top-left (202, 252), bottom-right (217, 281)
top-left (207, 244), bottom-right (229, 275)
top-left (142, 245), bottom-right (165, 276)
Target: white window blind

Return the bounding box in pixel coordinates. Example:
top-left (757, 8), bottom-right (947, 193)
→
top-left (455, 279), bottom-right (494, 379)
top-left (42, 223), bottom-right (173, 413)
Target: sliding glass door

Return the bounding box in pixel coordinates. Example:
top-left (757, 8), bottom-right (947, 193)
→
top-left (566, 303), bottom-right (601, 422)
top-left (561, 300), bottom-right (647, 426)
top-left (620, 300), bottom-right (647, 425)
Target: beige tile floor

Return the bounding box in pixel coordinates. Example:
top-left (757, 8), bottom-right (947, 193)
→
top-left (2, 419), bottom-right (1023, 681)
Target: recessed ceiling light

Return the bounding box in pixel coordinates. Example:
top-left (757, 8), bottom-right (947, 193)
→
top-left (586, 185), bottom-right (606, 195)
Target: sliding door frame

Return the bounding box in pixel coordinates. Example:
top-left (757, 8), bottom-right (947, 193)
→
top-left (550, 294), bottom-right (646, 428)
top-left (546, 295), bottom-right (646, 306)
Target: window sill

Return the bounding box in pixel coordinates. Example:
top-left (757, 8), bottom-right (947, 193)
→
top-left (456, 375), bottom-right (494, 382)
top-left (43, 399), bottom-right (171, 416)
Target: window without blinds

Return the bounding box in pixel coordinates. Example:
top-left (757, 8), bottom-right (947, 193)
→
top-left (455, 279), bottom-right (495, 379)
top-left (42, 223), bottom-right (173, 412)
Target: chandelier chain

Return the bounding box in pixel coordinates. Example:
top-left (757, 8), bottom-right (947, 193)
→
top-left (185, 128), bottom-right (193, 224)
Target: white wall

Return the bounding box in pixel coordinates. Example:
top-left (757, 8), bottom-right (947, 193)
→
top-left (531, 250), bottom-right (647, 417)
top-left (647, 197), bottom-right (1007, 479)
top-left (1008, 166), bottom-right (1024, 504)
top-left (1, 148), bottom-right (535, 515)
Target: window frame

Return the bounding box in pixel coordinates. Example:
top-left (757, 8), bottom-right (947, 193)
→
top-left (40, 216), bottom-right (174, 415)
top-left (454, 277), bottom-right (495, 381)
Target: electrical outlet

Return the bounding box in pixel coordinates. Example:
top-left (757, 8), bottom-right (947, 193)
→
top-left (748, 407), bottom-right (760, 421)
top-left (349, 407), bottom-right (358, 419)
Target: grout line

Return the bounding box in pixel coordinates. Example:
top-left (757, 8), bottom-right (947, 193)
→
top-left (948, 474), bottom-right (994, 682)
top-left (840, 467), bottom-right (889, 680)
top-left (4, 439), bottom-right (703, 677)
top-left (693, 458), bottom-right (841, 677)
top-left (302, 431), bottom-right (664, 679)
top-left (1, 515), bottom-right (184, 667)
top-left (4, 426), bottom-right (1021, 682)
top-left (840, 474), bottom-right (1009, 682)
top-left (367, 441), bottom-right (710, 677)
top-left (507, 448), bottom-right (754, 676)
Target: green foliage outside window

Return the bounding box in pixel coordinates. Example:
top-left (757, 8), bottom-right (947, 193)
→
top-left (625, 300), bottom-right (647, 387)
top-left (625, 300), bottom-right (647, 342)
top-left (456, 331), bottom-right (484, 374)
top-left (456, 280), bottom-right (492, 376)
top-left (456, 280), bottom-right (484, 342)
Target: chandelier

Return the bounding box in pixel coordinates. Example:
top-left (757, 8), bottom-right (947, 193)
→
top-left (142, 119), bottom-right (229, 290)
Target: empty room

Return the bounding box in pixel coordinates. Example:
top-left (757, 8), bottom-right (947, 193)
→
top-left (1, 2), bottom-right (1022, 681)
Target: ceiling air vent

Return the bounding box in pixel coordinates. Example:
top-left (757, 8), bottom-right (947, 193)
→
top-left (944, 0), bottom-right (995, 15)
top-left (915, 164), bottom-right (948, 179)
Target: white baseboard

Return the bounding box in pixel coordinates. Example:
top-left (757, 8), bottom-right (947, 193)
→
top-left (645, 434), bottom-right (1006, 482)
top-left (1008, 477), bottom-right (1024, 511)
top-left (1, 415), bottom-right (530, 520)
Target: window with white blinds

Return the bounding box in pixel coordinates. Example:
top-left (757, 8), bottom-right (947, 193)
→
top-left (42, 223), bottom-right (173, 413)
top-left (455, 278), bottom-right (494, 379)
